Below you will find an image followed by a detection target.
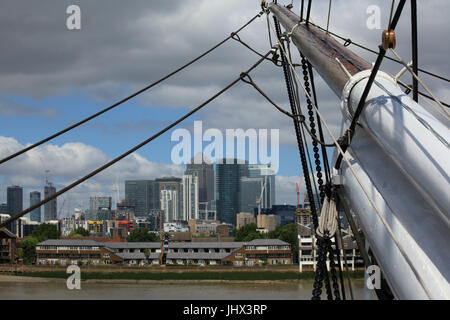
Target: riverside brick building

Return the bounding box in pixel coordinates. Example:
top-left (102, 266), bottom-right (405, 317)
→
top-left (35, 238), bottom-right (292, 266)
top-left (0, 228), bottom-right (16, 264)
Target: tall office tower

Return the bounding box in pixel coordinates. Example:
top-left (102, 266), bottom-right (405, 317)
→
top-left (125, 180), bottom-right (159, 217)
top-left (89, 196), bottom-right (112, 220)
top-left (182, 174), bottom-right (199, 221)
top-left (44, 181), bottom-right (57, 221)
top-left (160, 188), bottom-right (179, 223)
top-left (216, 159), bottom-right (248, 225)
top-left (156, 177), bottom-right (182, 216)
top-left (7, 186), bottom-right (23, 234)
top-left (0, 203), bottom-right (8, 215)
top-left (185, 154), bottom-right (215, 204)
top-left (248, 164), bottom-right (276, 208)
top-left (239, 177), bottom-right (264, 214)
top-left (30, 191), bottom-right (41, 222)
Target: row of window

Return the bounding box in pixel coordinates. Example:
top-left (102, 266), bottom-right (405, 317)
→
top-left (245, 245), bottom-right (290, 250)
top-left (38, 254), bottom-right (101, 259)
top-left (246, 253), bottom-right (291, 258)
top-left (36, 246), bottom-right (100, 251)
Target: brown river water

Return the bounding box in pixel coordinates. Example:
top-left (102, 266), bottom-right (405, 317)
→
top-left (0, 277), bottom-right (376, 300)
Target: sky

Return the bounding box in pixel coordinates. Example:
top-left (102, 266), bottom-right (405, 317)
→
top-left (0, 0), bottom-right (448, 213)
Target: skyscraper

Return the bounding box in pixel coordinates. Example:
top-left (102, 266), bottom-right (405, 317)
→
top-left (7, 186), bottom-right (23, 234)
top-left (125, 180), bottom-right (159, 217)
top-left (248, 164), bottom-right (276, 209)
top-left (216, 159), bottom-right (248, 225)
top-left (30, 191), bottom-right (41, 222)
top-left (182, 173), bottom-right (199, 221)
top-left (44, 181), bottom-right (57, 221)
top-left (160, 188), bottom-right (179, 223)
top-left (239, 177), bottom-right (264, 214)
top-left (185, 154), bottom-right (215, 204)
top-left (89, 196), bottom-right (112, 220)
top-left (156, 177), bottom-right (182, 216)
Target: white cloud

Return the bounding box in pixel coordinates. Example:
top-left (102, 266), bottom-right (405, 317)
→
top-left (0, 136), bottom-right (184, 212)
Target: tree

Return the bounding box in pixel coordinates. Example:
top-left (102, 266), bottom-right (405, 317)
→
top-left (268, 223), bottom-right (298, 255)
top-left (21, 237), bottom-right (39, 265)
top-left (69, 227), bottom-right (90, 237)
top-left (32, 223), bottom-right (60, 242)
top-left (127, 228), bottom-right (159, 242)
top-left (234, 223), bottom-right (265, 242)
top-left (143, 249), bottom-right (150, 264)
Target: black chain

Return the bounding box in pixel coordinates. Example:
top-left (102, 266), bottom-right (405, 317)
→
top-left (273, 16), bottom-right (319, 228)
top-left (300, 54), bottom-right (326, 204)
top-left (327, 238), bottom-right (342, 300)
top-left (312, 236), bottom-right (327, 299)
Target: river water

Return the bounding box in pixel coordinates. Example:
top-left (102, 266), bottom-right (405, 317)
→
top-left (0, 278), bottom-right (376, 300)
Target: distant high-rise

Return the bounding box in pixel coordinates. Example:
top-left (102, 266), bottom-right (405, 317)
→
top-left (89, 196), bottom-right (112, 220)
top-left (7, 186), bottom-right (23, 234)
top-left (185, 154), bottom-right (215, 204)
top-left (248, 164), bottom-right (276, 208)
top-left (182, 174), bottom-right (199, 221)
top-left (125, 180), bottom-right (159, 217)
top-left (30, 191), bottom-right (41, 222)
top-left (44, 181), bottom-right (57, 221)
top-left (0, 203), bottom-right (7, 215)
top-left (7, 186), bottom-right (23, 217)
top-left (160, 189), bottom-right (179, 223)
top-left (239, 177), bottom-right (264, 214)
top-left (156, 177), bottom-right (182, 216)
top-left (216, 159), bottom-right (248, 225)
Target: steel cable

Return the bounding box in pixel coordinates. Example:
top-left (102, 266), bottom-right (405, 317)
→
top-left (0, 11), bottom-right (265, 166)
top-left (0, 49), bottom-right (274, 229)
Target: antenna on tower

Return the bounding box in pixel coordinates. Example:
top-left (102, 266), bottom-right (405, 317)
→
top-left (112, 184), bottom-right (120, 209)
top-left (45, 169), bottom-right (50, 185)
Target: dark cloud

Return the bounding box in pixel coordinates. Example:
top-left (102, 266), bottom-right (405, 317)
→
top-left (0, 102), bottom-right (60, 117)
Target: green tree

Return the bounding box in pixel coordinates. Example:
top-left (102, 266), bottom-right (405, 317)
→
top-left (31, 223), bottom-right (60, 242)
top-left (21, 237), bottom-right (39, 265)
top-left (127, 228), bottom-right (159, 242)
top-left (69, 227), bottom-right (90, 237)
top-left (143, 249), bottom-right (150, 264)
top-left (268, 223), bottom-right (298, 255)
top-left (234, 223), bottom-right (265, 242)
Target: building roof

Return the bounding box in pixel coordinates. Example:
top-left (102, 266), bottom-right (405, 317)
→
top-left (245, 239), bottom-right (290, 246)
top-left (101, 242), bottom-right (160, 249)
top-left (36, 238), bottom-right (289, 249)
top-left (115, 252), bottom-right (145, 260)
top-left (37, 239), bottom-right (100, 246)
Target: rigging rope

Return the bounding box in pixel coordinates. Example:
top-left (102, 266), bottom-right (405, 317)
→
top-left (273, 12), bottom-right (338, 301)
top-left (308, 22), bottom-right (450, 84)
top-left (0, 48), bottom-right (275, 230)
top-left (390, 48), bottom-right (450, 119)
top-left (0, 11), bottom-right (265, 166)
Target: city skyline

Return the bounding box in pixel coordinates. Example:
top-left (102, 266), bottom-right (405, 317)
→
top-left (0, 156), bottom-right (315, 229)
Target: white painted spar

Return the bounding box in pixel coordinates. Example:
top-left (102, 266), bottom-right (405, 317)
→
top-left (335, 70), bottom-right (450, 299)
top-left (342, 70), bottom-right (450, 225)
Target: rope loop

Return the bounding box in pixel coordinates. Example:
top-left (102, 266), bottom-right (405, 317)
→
top-left (343, 38), bottom-right (352, 47)
top-left (239, 72), bottom-right (252, 85)
top-left (230, 32), bottom-right (240, 42)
